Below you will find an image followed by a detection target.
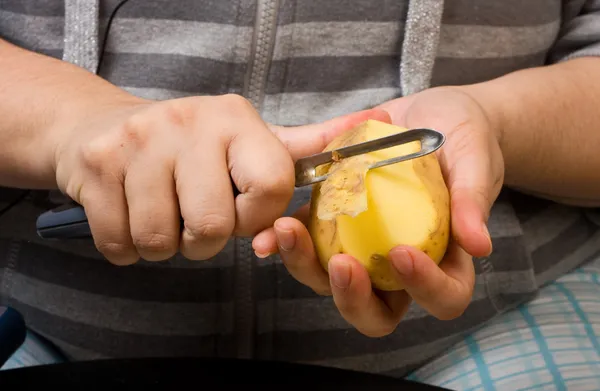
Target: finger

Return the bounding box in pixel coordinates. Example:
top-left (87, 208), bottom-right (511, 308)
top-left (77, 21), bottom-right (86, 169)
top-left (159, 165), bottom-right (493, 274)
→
top-left (272, 216), bottom-right (331, 296)
top-left (252, 204), bottom-right (310, 257)
top-left (124, 156), bottom-right (179, 261)
top-left (329, 254), bottom-right (411, 337)
top-left (437, 113), bottom-right (496, 258)
top-left (80, 178), bottom-right (139, 266)
top-left (271, 108), bottom-right (392, 161)
top-left (251, 228), bottom-right (277, 258)
top-left (388, 242), bottom-right (475, 320)
top-left (449, 176), bottom-right (494, 258)
top-left (229, 122), bottom-right (295, 236)
top-left (176, 136), bottom-right (236, 260)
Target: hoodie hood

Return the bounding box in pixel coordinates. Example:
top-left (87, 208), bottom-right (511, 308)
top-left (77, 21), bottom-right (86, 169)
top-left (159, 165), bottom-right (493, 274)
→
top-left (401, 0), bottom-right (445, 95)
top-left (63, 0), bottom-right (100, 73)
top-left (61, 0), bottom-right (444, 97)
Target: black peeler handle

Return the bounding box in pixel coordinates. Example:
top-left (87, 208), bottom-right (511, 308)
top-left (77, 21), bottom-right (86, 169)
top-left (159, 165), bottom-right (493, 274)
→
top-left (35, 203), bottom-right (187, 240)
top-left (36, 184), bottom-right (241, 240)
top-left (36, 202), bottom-right (94, 239)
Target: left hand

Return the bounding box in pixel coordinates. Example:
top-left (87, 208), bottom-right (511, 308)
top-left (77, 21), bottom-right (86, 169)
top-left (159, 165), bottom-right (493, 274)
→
top-left (253, 87), bottom-right (505, 337)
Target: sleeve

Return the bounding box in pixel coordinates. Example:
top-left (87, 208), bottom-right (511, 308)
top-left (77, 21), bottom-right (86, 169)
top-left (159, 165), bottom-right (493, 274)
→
top-left (547, 0), bottom-right (600, 63)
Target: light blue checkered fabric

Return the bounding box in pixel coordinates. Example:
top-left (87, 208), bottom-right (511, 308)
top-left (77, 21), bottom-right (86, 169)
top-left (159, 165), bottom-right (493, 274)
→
top-left (1, 330), bottom-right (65, 370)
top-left (408, 256), bottom-right (600, 391)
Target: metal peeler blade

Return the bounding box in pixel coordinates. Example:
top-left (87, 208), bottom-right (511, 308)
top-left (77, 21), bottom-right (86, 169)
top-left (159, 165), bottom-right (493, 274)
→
top-left (294, 127), bottom-right (446, 187)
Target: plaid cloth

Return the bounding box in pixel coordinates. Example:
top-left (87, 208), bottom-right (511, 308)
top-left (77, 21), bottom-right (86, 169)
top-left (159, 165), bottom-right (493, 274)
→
top-left (0, 330), bottom-right (64, 370)
top-left (408, 255), bottom-right (600, 390)
top-left (4, 256), bottom-right (600, 391)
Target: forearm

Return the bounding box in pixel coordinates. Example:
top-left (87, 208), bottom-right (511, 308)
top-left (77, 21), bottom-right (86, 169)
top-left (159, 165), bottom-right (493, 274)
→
top-left (461, 56), bottom-right (600, 207)
top-left (0, 39), bottom-right (141, 189)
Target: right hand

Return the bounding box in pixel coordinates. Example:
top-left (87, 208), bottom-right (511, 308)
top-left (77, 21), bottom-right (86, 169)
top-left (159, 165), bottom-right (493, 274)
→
top-left (53, 94), bottom-right (299, 265)
top-left (53, 93), bottom-right (390, 266)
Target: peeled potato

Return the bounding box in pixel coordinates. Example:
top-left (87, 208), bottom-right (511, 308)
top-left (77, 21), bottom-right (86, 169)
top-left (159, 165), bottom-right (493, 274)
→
top-left (308, 119), bottom-right (450, 291)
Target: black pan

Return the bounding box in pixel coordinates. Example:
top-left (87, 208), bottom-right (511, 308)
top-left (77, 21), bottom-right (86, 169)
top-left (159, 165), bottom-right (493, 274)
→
top-left (0, 357), bottom-right (451, 390)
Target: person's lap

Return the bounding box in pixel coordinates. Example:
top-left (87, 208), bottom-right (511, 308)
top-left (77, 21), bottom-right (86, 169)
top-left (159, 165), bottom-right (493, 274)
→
top-left (5, 256), bottom-right (600, 391)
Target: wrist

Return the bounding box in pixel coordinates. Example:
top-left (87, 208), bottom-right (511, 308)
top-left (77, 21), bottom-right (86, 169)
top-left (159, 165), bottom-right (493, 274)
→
top-left (47, 87), bottom-right (149, 187)
top-left (0, 40), bottom-right (151, 189)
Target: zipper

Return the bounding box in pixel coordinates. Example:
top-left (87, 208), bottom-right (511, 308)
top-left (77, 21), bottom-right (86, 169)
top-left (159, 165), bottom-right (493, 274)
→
top-left (236, 0), bottom-right (280, 359)
top-left (244, 0), bottom-right (280, 109)
top-left (1, 240), bottom-right (21, 304)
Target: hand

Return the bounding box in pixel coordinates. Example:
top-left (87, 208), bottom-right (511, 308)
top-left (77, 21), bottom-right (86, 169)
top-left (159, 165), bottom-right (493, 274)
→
top-left (253, 87), bottom-right (505, 337)
top-left (53, 94), bottom-right (391, 266)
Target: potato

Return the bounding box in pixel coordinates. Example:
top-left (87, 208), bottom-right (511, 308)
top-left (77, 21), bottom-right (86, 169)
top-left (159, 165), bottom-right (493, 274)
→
top-left (308, 119), bottom-right (450, 291)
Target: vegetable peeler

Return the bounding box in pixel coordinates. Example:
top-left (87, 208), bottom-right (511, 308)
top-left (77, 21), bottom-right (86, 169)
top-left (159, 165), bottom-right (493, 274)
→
top-left (35, 127), bottom-right (445, 240)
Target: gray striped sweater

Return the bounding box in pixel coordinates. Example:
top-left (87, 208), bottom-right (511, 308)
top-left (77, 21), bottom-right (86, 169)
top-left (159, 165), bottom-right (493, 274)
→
top-left (1, 0), bottom-right (600, 376)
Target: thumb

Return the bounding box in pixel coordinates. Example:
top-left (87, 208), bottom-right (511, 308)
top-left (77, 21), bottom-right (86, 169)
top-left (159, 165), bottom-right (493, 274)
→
top-left (446, 150), bottom-right (495, 258)
top-left (271, 109), bottom-right (392, 161)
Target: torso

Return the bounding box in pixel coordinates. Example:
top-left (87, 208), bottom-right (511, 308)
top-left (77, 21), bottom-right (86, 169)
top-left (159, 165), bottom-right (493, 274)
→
top-left (2, 0), bottom-right (599, 377)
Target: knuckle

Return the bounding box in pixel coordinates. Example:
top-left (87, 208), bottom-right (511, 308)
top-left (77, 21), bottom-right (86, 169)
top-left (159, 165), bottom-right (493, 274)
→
top-left (81, 123), bottom-right (147, 173)
top-left (80, 137), bottom-right (118, 172)
top-left (96, 241), bottom-right (129, 255)
top-left (218, 93), bottom-right (253, 112)
top-left (95, 241), bottom-right (137, 263)
top-left (185, 213), bottom-right (233, 241)
top-left (215, 94), bottom-right (260, 123)
top-left (116, 115), bottom-right (151, 149)
top-left (250, 169), bottom-right (295, 201)
top-left (159, 99), bottom-right (197, 129)
top-left (133, 232), bottom-right (177, 255)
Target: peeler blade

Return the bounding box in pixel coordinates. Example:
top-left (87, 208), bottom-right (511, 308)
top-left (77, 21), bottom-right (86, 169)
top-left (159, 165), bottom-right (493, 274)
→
top-left (294, 127), bottom-right (445, 187)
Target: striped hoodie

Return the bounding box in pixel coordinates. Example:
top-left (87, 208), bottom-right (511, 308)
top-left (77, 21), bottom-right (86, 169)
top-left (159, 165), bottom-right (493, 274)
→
top-left (1, 0), bottom-right (600, 377)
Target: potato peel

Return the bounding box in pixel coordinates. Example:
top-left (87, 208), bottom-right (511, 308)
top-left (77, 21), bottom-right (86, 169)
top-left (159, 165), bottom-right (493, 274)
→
top-left (316, 158), bottom-right (372, 220)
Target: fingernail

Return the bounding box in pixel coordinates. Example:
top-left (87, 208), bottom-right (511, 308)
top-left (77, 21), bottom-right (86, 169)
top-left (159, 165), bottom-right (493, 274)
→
top-left (275, 227), bottom-right (295, 251)
top-left (329, 258), bottom-right (351, 289)
top-left (482, 223), bottom-right (493, 254)
top-left (390, 249), bottom-right (413, 277)
top-left (254, 251), bottom-right (271, 259)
